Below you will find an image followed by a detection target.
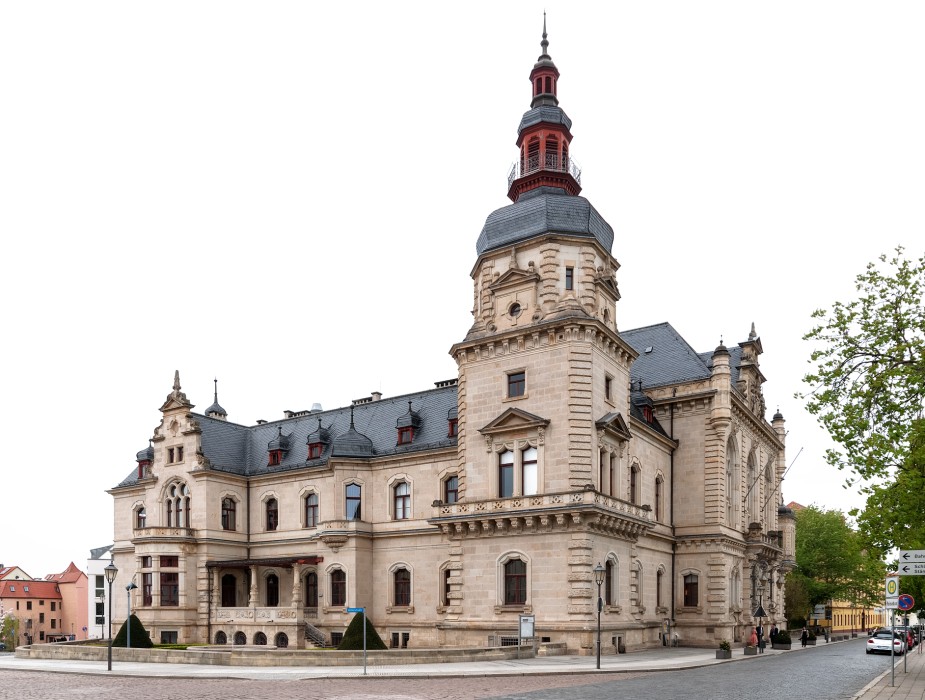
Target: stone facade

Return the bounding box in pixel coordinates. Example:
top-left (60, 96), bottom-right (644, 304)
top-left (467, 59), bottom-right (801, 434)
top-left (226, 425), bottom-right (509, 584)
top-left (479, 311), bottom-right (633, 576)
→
top-left (108, 27), bottom-right (795, 652)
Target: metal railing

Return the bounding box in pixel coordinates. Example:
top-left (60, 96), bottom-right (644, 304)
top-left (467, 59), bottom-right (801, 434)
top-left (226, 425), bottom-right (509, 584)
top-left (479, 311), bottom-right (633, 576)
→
top-left (508, 153), bottom-right (582, 189)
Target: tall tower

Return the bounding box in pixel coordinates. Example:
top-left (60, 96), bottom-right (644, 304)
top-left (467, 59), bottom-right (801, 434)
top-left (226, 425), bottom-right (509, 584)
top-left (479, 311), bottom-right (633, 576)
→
top-left (441, 23), bottom-right (649, 637)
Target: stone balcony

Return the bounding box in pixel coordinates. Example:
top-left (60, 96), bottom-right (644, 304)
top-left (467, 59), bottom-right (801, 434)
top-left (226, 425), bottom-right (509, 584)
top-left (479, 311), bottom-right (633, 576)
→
top-left (429, 488), bottom-right (652, 540)
top-left (131, 526), bottom-right (197, 543)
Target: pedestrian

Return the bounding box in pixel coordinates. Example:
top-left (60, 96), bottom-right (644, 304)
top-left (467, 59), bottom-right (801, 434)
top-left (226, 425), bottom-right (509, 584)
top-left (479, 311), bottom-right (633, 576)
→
top-left (801, 627), bottom-right (809, 648)
top-left (757, 624), bottom-right (765, 653)
top-left (771, 623), bottom-right (779, 639)
top-left (823, 627), bottom-right (829, 643)
top-left (750, 627), bottom-right (758, 647)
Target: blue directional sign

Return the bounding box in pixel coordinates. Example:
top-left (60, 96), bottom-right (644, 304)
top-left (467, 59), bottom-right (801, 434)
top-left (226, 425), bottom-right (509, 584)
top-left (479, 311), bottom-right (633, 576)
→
top-left (346, 607), bottom-right (365, 613)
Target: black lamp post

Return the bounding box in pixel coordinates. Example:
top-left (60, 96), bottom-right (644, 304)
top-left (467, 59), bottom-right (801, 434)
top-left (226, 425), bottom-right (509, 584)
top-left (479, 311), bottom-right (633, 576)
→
top-left (125, 582), bottom-right (138, 648)
top-left (104, 559), bottom-right (118, 671)
top-left (594, 562), bottom-right (605, 670)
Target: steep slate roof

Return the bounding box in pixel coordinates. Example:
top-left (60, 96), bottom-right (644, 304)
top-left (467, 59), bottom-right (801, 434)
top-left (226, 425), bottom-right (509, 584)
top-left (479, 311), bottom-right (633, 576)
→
top-left (476, 187), bottom-right (614, 255)
top-left (89, 545), bottom-right (113, 561)
top-left (621, 322), bottom-right (743, 389)
top-left (116, 383), bottom-right (458, 487)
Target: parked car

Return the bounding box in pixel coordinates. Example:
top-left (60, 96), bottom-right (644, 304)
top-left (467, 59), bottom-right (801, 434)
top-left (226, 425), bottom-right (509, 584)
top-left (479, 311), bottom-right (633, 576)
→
top-left (0, 642), bottom-right (6, 651)
top-left (895, 627), bottom-right (917, 648)
top-left (866, 630), bottom-right (905, 655)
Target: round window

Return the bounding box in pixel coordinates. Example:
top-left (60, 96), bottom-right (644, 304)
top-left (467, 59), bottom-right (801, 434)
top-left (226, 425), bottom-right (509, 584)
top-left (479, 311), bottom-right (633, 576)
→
top-left (509, 303), bottom-right (522, 318)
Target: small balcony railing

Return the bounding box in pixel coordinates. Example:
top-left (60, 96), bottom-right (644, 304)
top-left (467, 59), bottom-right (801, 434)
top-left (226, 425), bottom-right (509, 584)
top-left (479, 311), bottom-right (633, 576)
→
top-left (508, 153), bottom-right (582, 189)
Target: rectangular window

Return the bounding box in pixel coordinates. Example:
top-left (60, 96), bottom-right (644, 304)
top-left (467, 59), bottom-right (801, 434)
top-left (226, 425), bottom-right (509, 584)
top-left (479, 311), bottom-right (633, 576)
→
top-left (444, 475), bottom-right (459, 504)
top-left (683, 574), bottom-right (699, 607)
top-left (499, 451), bottom-right (514, 498)
top-left (95, 601), bottom-right (104, 625)
top-left (346, 484), bottom-right (362, 521)
top-left (167, 446), bottom-right (183, 463)
top-left (565, 266), bottom-right (574, 290)
top-left (141, 556), bottom-right (152, 569)
top-left (51, 619), bottom-right (56, 629)
top-left (160, 631), bottom-right (178, 644)
top-left (308, 443), bottom-right (323, 459)
top-left (447, 418), bottom-right (458, 437)
top-left (268, 450), bottom-right (282, 466)
top-left (331, 571), bottom-right (346, 607)
top-left (442, 568), bottom-right (452, 606)
top-left (522, 447), bottom-right (538, 496)
top-left (605, 561), bottom-right (614, 606)
top-left (605, 375), bottom-right (612, 401)
top-left (160, 572), bottom-right (179, 606)
top-left (27, 601), bottom-right (32, 611)
top-left (397, 427), bottom-right (413, 445)
top-left (507, 371), bottom-right (525, 398)
top-left (160, 556), bottom-right (179, 568)
top-left (330, 632), bottom-right (344, 646)
top-left (39, 613), bottom-right (45, 623)
top-left (142, 573), bottom-right (153, 607)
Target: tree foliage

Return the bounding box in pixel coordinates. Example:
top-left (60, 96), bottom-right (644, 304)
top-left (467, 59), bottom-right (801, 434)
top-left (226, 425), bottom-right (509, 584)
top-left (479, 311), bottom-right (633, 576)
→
top-left (799, 247), bottom-right (925, 489)
top-left (337, 612), bottom-right (387, 651)
top-left (112, 614), bottom-right (153, 648)
top-left (793, 506), bottom-right (885, 610)
top-left (0, 615), bottom-right (19, 650)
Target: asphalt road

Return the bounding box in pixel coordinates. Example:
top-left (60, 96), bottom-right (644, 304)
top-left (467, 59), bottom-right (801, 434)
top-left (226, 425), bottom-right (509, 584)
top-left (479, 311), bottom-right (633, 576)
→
top-left (0, 639), bottom-right (899, 700)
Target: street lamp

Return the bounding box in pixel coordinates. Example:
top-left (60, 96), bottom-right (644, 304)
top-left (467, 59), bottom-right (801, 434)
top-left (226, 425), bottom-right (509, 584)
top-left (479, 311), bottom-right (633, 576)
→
top-left (593, 562), bottom-right (605, 670)
top-left (125, 582), bottom-right (138, 648)
top-left (104, 558), bottom-right (118, 671)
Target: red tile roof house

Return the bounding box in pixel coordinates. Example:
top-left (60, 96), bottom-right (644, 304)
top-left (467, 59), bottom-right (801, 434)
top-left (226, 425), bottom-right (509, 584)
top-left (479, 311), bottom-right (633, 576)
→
top-left (0, 562), bottom-right (88, 647)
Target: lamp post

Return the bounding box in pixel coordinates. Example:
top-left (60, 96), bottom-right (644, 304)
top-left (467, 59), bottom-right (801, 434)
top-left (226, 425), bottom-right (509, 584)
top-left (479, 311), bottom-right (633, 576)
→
top-left (125, 582), bottom-right (138, 648)
top-left (594, 562), bottom-right (605, 670)
top-left (104, 558), bottom-right (118, 671)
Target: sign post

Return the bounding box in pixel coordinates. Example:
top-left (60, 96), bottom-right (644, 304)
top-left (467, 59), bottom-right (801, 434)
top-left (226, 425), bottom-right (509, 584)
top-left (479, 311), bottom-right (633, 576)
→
top-left (347, 607), bottom-right (366, 675)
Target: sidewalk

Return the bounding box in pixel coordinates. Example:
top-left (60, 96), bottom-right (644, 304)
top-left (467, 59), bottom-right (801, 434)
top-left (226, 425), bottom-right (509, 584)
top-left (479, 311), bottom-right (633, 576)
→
top-left (852, 644), bottom-right (925, 700)
top-left (1, 638), bottom-right (920, 698)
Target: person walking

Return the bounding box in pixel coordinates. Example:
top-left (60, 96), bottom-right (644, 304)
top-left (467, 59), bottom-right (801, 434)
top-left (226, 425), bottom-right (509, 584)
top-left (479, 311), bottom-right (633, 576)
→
top-left (801, 627), bottom-right (809, 648)
top-left (757, 624), bottom-right (765, 653)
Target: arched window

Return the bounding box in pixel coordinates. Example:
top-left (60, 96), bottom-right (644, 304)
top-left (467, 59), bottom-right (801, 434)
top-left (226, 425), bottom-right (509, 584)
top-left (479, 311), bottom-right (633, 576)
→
top-left (683, 573), bottom-right (699, 607)
top-left (221, 498), bottom-right (236, 531)
top-left (441, 565), bottom-right (452, 606)
top-left (443, 475), bottom-right (459, 504)
top-left (499, 450), bottom-right (514, 498)
top-left (656, 568), bottom-right (664, 608)
top-left (629, 464), bottom-right (639, 505)
top-left (747, 451), bottom-right (757, 524)
top-left (345, 483), bottom-right (362, 521)
top-left (254, 631), bottom-right (267, 645)
top-left (233, 631), bottom-right (247, 645)
top-left (393, 567), bottom-right (411, 606)
top-left (331, 569), bottom-right (346, 606)
top-left (394, 481), bottom-right (411, 520)
top-left (166, 483), bottom-right (190, 527)
top-left (304, 493), bottom-right (319, 528)
top-left (275, 632), bottom-right (289, 648)
top-left (135, 506), bottom-right (146, 529)
top-left (504, 558), bottom-right (527, 605)
top-left (214, 631), bottom-right (227, 645)
top-left (522, 447), bottom-right (538, 496)
top-left (266, 574), bottom-right (279, 607)
top-left (221, 574), bottom-right (236, 607)
top-left (305, 572), bottom-right (318, 608)
top-left (634, 562), bottom-right (644, 609)
top-left (655, 476), bottom-right (663, 521)
top-left (726, 437), bottom-right (738, 526)
top-left (605, 558), bottom-right (616, 606)
top-left (266, 498), bottom-right (279, 531)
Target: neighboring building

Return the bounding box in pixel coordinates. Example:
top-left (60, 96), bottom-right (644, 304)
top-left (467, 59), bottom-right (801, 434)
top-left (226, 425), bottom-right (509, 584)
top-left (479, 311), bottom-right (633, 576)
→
top-left (108, 26), bottom-right (794, 652)
top-left (86, 545), bottom-right (114, 640)
top-left (0, 575), bottom-right (62, 645)
top-left (44, 562), bottom-right (89, 641)
top-left (0, 566), bottom-right (32, 582)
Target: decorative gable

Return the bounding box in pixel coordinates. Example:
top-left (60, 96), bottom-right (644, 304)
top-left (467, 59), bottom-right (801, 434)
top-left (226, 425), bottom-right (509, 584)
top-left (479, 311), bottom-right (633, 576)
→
top-left (595, 412), bottom-right (632, 442)
top-left (478, 407), bottom-right (550, 436)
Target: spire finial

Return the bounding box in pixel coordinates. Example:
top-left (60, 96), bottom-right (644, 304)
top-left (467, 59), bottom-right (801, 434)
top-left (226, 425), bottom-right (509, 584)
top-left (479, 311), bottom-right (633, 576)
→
top-left (749, 322), bottom-right (757, 340)
top-left (540, 11), bottom-right (549, 58)
top-left (349, 405), bottom-right (356, 428)
top-left (173, 370), bottom-right (181, 392)
top-left (213, 377), bottom-right (219, 402)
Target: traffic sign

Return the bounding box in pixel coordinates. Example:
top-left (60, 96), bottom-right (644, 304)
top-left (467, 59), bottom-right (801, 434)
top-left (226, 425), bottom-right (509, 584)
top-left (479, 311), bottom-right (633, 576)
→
top-left (898, 594), bottom-right (915, 611)
top-left (899, 563), bottom-right (925, 576)
top-left (886, 576), bottom-right (900, 608)
top-left (900, 550), bottom-right (925, 564)
top-left (346, 607), bottom-right (365, 613)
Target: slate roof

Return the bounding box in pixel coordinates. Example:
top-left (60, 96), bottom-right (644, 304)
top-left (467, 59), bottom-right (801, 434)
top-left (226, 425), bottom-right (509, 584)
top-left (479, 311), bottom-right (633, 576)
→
top-left (621, 322), bottom-right (742, 390)
top-left (517, 105), bottom-right (572, 137)
top-left (89, 545), bottom-right (113, 561)
top-left (476, 187), bottom-right (614, 255)
top-left (116, 384), bottom-right (458, 487)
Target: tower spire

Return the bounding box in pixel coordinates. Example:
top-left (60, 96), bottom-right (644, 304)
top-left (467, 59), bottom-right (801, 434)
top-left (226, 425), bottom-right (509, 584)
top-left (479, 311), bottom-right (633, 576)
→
top-left (506, 16), bottom-right (581, 202)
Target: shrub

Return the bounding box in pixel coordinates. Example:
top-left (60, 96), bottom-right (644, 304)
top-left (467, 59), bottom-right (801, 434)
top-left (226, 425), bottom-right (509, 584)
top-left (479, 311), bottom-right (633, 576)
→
top-left (718, 640), bottom-right (731, 651)
top-left (337, 613), bottom-right (387, 651)
top-left (771, 630), bottom-right (791, 645)
top-left (112, 614), bottom-right (154, 648)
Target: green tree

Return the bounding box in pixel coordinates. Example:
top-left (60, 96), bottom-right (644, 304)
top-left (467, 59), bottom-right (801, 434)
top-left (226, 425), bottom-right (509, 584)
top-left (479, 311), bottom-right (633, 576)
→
top-left (784, 572), bottom-right (809, 628)
top-left (0, 615), bottom-right (19, 650)
top-left (337, 612), bottom-right (387, 651)
top-left (793, 505), bottom-right (885, 619)
top-left (112, 614), bottom-right (153, 648)
top-left (799, 247), bottom-right (925, 490)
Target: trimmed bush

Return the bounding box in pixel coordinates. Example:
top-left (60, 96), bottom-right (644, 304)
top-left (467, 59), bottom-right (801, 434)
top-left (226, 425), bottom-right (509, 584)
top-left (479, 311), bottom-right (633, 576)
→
top-left (337, 613), bottom-right (387, 650)
top-left (771, 630), bottom-right (792, 645)
top-left (112, 614), bottom-right (154, 648)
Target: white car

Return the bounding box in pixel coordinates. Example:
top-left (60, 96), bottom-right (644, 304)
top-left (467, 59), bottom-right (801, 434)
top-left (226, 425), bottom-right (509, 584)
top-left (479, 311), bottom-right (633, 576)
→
top-left (867, 631), bottom-right (905, 655)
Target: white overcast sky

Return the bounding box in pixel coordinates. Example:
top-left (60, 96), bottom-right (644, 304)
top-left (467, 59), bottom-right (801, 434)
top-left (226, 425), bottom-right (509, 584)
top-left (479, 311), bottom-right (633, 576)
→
top-left (1, 2), bottom-right (922, 578)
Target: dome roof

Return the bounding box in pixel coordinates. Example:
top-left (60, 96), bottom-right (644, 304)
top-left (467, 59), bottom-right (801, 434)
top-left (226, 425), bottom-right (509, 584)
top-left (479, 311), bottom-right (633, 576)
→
top-left (476, 188), bottom-right (614, 256)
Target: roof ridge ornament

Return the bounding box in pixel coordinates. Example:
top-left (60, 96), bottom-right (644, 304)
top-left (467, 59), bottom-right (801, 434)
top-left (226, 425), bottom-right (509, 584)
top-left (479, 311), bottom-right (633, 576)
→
top-left (539, 11), bottom-right (550, 59)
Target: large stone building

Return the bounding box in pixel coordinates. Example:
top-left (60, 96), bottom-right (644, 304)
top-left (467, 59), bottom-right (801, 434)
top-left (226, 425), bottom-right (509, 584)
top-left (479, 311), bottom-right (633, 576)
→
top-left (109, 26), bottom-right (795, 652)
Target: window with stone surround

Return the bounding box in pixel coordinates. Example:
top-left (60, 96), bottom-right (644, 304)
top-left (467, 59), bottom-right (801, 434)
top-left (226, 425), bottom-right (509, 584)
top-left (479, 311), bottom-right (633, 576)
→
top-left (683, 572), bottom-right (699, 607)
top-left (503, 558), bottom-right (527, 605)
top-left (393, 567), bottom-right (411, 607)
top-left (507, 371), bottom-right (526, 398)
top-left (221, 497), bottom-right (236, 531)
top-left (605, 557), bottom-right (617, 606)
top-left (443, 475), bottom-right (458, 504)
top-left (521, 447), bottom-right (538, 495)
top-left (266, 497), bottom-right (279, 531)
top-left (330, 569), bottom-right (346, 607)
top-left (393, 481), bottom-right (411, 520)
top-left (654, 475), bottom-right (663, 521)
top-left (726, 436), bottom-right (738, 527)
top-left (165, 481), bottom-right (190, 528)
top-left (565, 266), bottom-right (574, 290)
top-left (305, 571), bottom-right (318, 608)
top-left (440, 565), bottom-right (452, 606)
top-left (304, 492), bottom-right (319, 528)
top-left (345, 483), bottom-right (362, 521)
top-left (629, 463), bottom-right (639, 505)
top-left (221, 573), bottom-right (236, 607)
top-left (135, 505), bottom-right (146, 529)
top-left (266, 573), bottom-right (279, 607)
top-left (499, 450), bottom-right (515, 498)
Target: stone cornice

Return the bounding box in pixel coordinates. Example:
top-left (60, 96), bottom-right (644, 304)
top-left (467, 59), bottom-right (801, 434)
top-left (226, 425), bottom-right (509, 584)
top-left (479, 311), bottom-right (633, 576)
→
top-left (429, 489), bottom-right (652, 541)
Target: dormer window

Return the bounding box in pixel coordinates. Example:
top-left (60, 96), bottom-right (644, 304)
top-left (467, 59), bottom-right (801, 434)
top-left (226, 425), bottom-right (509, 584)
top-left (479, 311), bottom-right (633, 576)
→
top-left (643, 406), bottom-right (654, 423)
top-left (268, 449), bottom-right (283, 466)
top-left (308, 443), bottom-right (323, 459)
top-left (448, 418), bottom-right (458, 437)
top-left (306, 418), bottom-right (330, 461)
top-left (398, 427), bottom-right (414, 445)
top-left (396, 401), bottom-right (422, 446)
top-left (267, 427), bottom-right (290, 466)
